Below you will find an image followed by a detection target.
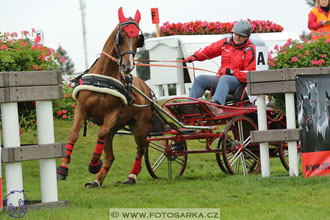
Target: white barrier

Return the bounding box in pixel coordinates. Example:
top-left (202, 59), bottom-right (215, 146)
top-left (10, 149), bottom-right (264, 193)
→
top-left (0, 70), bottom-right (67, 209)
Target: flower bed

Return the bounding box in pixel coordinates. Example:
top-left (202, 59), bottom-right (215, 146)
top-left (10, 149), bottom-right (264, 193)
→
top-left (269, 32), bottom-right (330, 111)
top-left (0, 29), bottom-right (71, 131)
top-left (160, 19), bottom-right (283, 36)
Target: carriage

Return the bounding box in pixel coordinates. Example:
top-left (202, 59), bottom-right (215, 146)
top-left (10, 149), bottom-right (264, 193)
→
top-left (115, 81), bottom-right (292, 179)
top-left (139, 85), bottom-right (293, 179)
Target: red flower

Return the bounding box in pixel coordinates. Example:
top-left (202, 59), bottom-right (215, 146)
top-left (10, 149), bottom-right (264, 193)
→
top-left (71, 104), bottom-right (75, 108)
top-left (61, 57), bottom-right (66, 63)
top-left (62, 110), bottom-right (67, 114)
top-left (65, 94), bottom-right (71, 99)
top-left (62, 114), bottom-right (67, 119)
top-left (34, 35), bottom-right (41, 44)
top-left (291, 57), bottom-right (298, 62)
top-left (1, 44), bottom-right (8, 50)
top-left (57, 110), bottom-right (63, 116)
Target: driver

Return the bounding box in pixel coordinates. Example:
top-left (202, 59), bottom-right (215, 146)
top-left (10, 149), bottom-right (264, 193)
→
top-left (185, 20), bottom-right (256, 106)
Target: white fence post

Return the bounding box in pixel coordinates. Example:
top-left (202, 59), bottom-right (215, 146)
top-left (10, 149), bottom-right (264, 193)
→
top-left (256, 95), bottom-right (270, 177)
top-left (1, 102), bottom-right (24, 206)
top-left (36, 101), bottom-right (58, 202)
top-left (285, 93), bottom-right (299, 176)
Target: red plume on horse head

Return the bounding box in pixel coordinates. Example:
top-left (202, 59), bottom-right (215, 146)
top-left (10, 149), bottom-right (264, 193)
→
top-left (118, 7), bottom-right (141, 38)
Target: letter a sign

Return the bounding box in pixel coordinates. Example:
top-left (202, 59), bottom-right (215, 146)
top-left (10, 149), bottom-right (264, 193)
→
top-left (256, 46), bottom-right (268, 70)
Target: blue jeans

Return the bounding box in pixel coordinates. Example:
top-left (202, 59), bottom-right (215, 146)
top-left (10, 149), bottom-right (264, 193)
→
top-left (189, 75), bottom-right (242, 105)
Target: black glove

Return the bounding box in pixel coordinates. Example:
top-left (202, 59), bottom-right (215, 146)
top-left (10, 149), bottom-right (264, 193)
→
top-left (226, 68), bottom-right (234, 75)
top-left (185, 55), bottom-right (197, 63)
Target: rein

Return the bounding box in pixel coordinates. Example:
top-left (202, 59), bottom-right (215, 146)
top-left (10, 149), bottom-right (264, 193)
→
top-left (101, 51), bottom-right (217, 74)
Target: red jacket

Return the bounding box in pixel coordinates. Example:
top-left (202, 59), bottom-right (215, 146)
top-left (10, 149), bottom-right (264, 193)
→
top-left (308, 7), bottom-right (330, 33)
top-left (193, 37), bottom-right (256, 83)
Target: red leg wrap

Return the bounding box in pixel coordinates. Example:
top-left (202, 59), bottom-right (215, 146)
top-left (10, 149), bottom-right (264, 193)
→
top-left (65, 142), bottom-right (74, 162)
top-left (93, 139), bottom-right (105, 159)
top-left (130, 156), bottom-right (142, 175)
top-left (95, 167), bottom-right (109, 185)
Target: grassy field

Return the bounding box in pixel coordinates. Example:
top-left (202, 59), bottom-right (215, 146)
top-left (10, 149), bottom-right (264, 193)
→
top-left (1, 119), bottom-right (330, 220)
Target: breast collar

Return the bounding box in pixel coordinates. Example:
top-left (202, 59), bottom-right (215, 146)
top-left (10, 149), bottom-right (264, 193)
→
top-left (72, 73), bottom-right (135, 105)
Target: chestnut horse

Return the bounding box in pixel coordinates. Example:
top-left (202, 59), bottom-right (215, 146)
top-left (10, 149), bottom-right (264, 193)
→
top-left (56, 7), bottom-right (153, 187)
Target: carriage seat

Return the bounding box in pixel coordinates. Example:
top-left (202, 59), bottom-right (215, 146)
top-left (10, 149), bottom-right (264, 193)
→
top-left (225, 83), bottom-right (248, 103)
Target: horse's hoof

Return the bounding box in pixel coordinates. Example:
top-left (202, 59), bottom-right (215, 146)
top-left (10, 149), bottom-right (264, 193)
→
top-left (88, 159), bottom-right (103, 174)
top-left (85, 180), bottom-right (101, 188)
top-left (124, 177), bottom-right (136, 185)
top-left (56, 165), bottom-right (68, 180)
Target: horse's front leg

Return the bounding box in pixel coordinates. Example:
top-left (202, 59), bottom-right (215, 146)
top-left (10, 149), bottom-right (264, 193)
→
top-left (85, 134), bottom-right (115, 188)
top-left (56, 104), bottom-right (87, 180)
top-left (85, 111), bottom-right (120, 187)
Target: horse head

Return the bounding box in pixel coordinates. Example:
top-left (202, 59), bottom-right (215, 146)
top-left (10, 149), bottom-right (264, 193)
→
top-left (301, 93), bottom-right (315, 131)
top-left (325, 91), bottom-right (330, 119)
top-left (112, 7), bottom-right (144, 74)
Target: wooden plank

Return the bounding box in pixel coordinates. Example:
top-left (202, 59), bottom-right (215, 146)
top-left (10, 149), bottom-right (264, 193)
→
top-left (0, 71), bottom-right (62, 87)
top-left (286, 67), bottom-right (329, 80)
top-left (0, 88), bottom-right (9, 103)
top-left (7, 85), bottom-right (62, 102)
top-left (250, 129), bottom-right (300, 143)
top-left (2, 148), bottom-right (15, 163)
top-left (26, 200), bottom-right (69, 210)
top-left (247, 69), bottom-right (286, 83)
top-left (2, 143), bottom-right (66, 163)
top-left (247, 81), bottom-right (296, 95)
top-left (0, 72), bottom-right (8, 87)
top-left (247, 67), bottom-right (330, 83)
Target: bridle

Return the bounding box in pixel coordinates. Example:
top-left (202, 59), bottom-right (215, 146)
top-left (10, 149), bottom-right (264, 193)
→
top-left (113, 19), bottom-right (144, 67)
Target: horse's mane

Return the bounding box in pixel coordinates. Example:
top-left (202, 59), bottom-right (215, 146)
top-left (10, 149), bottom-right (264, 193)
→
top-left (102, 24), bottom-right (119, 58)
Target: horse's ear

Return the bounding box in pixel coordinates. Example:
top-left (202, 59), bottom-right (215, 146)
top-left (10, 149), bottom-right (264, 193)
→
top-left (326, 91), bottom-right (330, 100)
top-left (118, 7), bottom-right (126, 23)
top-left (134, 9), bottom-right (141, 24)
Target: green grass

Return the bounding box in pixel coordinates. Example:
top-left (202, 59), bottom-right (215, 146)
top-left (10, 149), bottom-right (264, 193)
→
top-left (1, 119), bottom-right (330, 220)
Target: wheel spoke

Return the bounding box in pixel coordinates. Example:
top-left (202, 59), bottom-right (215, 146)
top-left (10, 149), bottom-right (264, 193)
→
top-left (240, 154), bottom-right (248, 176)
top-left (152, 153), bottom-right (166, 171)
top-left (173, 157), bottom-right (185, 166)
top-left (168, 159), bottom-right (172, 179)
top-left (244, 148), bottom-right (260, 162)
top-left (149, 142), bottom-right (165, 153)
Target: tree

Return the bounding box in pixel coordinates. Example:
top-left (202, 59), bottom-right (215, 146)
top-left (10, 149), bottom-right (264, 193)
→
top-left (135, 32), bottom-right (155, 81)
top-left (306, 0), bottom-right (316, 7)
top-left (56, 45), bottom-right (75, 75)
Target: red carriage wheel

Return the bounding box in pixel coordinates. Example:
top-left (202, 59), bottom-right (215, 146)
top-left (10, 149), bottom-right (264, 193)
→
top-left (144, 139), bottom-right (188, 179)
top-left (222, 116), bottom-right (261, 175)
top-left (215, 138), bottom-right (229, 174)
top-left (278, 141), bottom-right (301, 171)
top-left (278, 141), bottom-right (289, 171)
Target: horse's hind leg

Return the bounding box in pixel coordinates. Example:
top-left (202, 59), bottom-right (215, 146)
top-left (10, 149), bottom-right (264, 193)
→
top-left (124, 113), bottom-right (152, 184)
top-left (85, 134), bottom-right (115, 188)
top-left (56, 104), bottom-right (87, 180)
